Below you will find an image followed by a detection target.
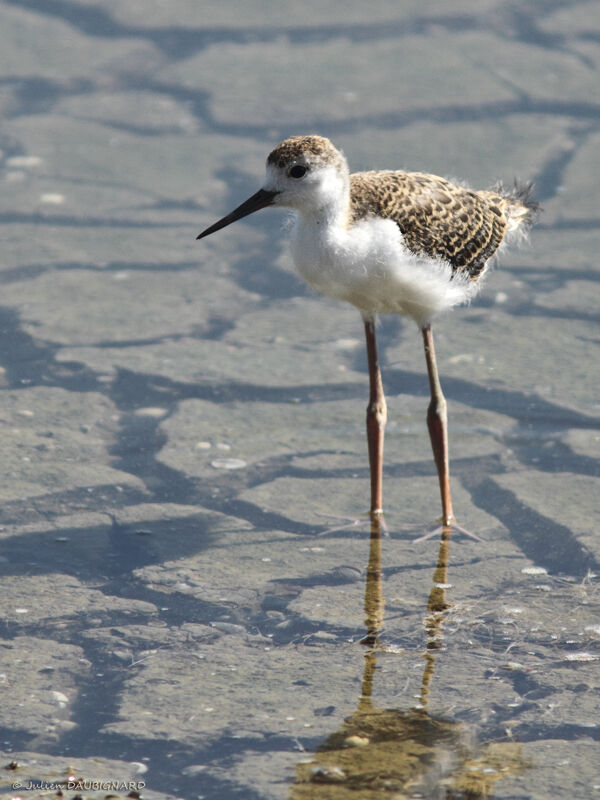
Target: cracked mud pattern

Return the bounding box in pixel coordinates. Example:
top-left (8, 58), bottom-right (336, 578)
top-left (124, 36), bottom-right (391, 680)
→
top-left (0, 2), bottom-right (598, 799)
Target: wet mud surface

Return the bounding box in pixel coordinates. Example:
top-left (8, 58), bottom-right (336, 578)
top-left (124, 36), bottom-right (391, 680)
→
top-left (0, 1), bottom-right (599, 798)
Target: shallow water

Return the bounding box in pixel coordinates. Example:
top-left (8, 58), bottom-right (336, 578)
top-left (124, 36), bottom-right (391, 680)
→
top-left (0, 2), bottom-right (599, 799)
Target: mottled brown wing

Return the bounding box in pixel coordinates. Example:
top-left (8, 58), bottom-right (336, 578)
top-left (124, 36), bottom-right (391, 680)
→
top-left (350, 171), bottom-right (508, 278)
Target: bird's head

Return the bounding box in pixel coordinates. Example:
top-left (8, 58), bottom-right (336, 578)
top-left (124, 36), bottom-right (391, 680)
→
top-left (196, 135), bottom-right (349, 240)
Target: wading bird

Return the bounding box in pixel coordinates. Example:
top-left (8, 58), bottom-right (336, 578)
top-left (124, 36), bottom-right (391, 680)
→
top-left (197, 135), bottom-right (537, 534)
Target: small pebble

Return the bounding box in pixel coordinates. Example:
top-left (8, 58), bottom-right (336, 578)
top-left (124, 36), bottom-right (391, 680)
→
top-left (134, 407), bottom-right (168, 418)
top-left (345, 735), bottom-right (369, 747)
top-left (334, 338), bottom-right (361, 350)
top-left (311, 765), bottom-right (346, 783)
top-left (211, 458), bottom-right (246, 470)
top-left (448, 353), bottom-right (474, 364)
top-left (40, 192), bottom-right (65, 204)
top-left (6, 155), bottom-right (42, 168)
top-left (564, 652), bottom-right (599, 662)
top-left (182, 765), bottom-right (207, 776)
top-left (211, 622), bottom-right (246, 636)
top-left (331, 566), bottom-right (361, 581)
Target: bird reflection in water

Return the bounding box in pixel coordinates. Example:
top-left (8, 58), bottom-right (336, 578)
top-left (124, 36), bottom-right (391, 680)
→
top-left (290, 522), bottom-right (525, 799)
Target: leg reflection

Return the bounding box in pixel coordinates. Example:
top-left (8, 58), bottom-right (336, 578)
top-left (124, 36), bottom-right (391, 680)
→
top-left (290, 525), bottom-right (524, 798)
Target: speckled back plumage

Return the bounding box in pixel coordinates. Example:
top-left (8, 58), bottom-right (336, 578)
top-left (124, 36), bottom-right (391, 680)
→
top-left (349, 171), bottom-right (537, 279)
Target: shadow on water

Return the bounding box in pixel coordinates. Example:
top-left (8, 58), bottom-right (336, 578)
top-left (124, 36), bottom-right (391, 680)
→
top-left (290, 519), bottom-right (526, 799)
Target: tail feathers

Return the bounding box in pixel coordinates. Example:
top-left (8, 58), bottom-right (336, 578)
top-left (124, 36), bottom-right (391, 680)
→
top-left (494, 180), bottom-right (541, 232)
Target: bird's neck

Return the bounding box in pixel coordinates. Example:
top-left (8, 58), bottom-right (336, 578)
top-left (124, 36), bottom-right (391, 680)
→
top-left (298, 186), bottom-right (351, 231)
top-left (290, 164), bottom-right (351, 231)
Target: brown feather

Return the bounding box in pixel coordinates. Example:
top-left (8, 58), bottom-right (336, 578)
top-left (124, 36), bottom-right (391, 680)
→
top-left (350, 171), bottom-right (511, 279)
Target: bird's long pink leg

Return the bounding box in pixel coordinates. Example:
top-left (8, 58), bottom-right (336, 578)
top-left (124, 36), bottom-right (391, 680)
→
top-left (363, 315), bottom-right (387, 518)
top-left (422, 324), bottom-right (454, 527)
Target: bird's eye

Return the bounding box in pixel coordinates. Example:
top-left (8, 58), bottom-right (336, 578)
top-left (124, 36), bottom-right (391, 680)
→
top-left (289, 165), bottom-right (308, 179)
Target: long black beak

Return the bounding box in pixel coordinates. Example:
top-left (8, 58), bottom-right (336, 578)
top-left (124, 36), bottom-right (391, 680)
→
top-left (196, 188), bottom-right (279, 240)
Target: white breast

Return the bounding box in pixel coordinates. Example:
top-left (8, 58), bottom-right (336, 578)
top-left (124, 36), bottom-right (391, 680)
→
top-left (289, 214), bottom-right (479, 326)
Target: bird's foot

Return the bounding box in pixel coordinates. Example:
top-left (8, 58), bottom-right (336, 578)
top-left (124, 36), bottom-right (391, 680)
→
top-left (315, 510), bottom-right (389, 536)
top-left (413, 516), bottom-right (483, 543)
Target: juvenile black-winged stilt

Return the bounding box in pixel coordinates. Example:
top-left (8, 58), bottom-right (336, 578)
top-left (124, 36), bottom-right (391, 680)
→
top-left (197, 135), bottom-right (537, 534)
